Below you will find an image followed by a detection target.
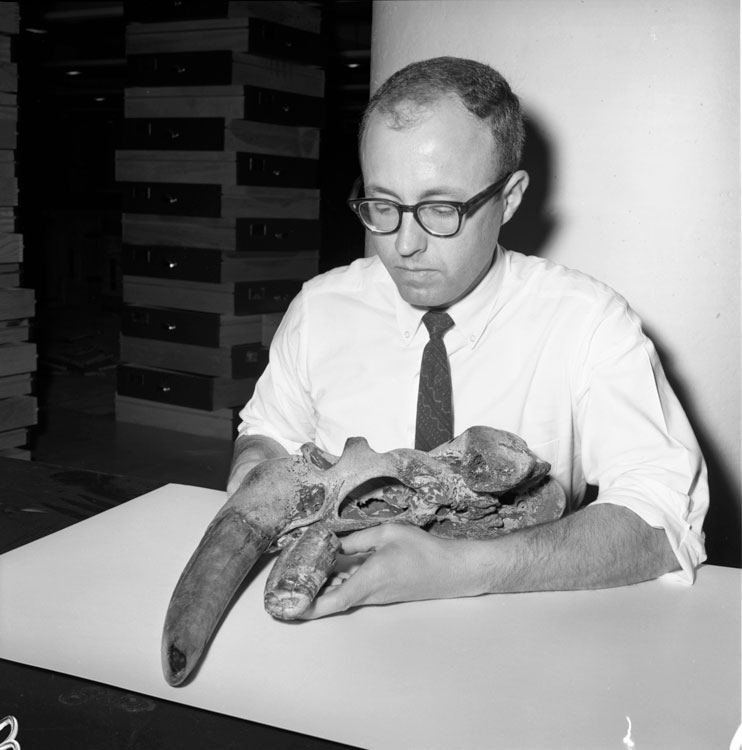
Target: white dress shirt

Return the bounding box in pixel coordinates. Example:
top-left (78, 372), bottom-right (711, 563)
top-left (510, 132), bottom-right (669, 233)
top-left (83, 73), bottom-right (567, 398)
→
top-left (238, 247), bottom-right (708, 582)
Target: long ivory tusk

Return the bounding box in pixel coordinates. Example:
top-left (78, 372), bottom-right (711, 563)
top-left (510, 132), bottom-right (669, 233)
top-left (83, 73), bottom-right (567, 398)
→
top-left (161, 460), bottom-right (297, 686)
top-left (161, 508), bottom-right (274, 685)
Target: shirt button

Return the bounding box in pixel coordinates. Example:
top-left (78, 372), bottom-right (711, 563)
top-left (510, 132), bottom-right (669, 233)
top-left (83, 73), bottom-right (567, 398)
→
top-left (404, 331), bottom-right (410, 338)
top-left (469, 334), bottom-right (476, 343)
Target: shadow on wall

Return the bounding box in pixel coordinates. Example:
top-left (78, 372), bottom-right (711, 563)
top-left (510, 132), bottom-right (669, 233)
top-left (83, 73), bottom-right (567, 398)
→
top-left (646, 327), bottom-right (741, 569)
top-left (500, 113), bottom-right (739, 568)
top-left (499, 114), bottom-right (557, 257)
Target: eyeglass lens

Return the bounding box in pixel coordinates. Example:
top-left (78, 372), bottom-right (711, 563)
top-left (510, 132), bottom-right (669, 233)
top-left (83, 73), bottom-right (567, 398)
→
top-left (359, 201), bottom-right (460, 235)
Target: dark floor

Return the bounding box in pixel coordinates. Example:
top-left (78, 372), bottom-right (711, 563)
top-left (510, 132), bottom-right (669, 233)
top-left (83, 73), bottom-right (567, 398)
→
top-left (30, 306), bottom-right (234, 491)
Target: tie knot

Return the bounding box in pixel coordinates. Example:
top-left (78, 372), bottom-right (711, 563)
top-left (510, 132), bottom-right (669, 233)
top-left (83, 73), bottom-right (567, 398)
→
top-left (422, 309), bottom-right (454, 339)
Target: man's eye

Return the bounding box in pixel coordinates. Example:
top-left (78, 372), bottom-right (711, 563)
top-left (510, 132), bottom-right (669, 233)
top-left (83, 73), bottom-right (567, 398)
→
top-left (371, 202), bottom-right (394, 215)
top-left (427, 205), bottom-right (456, 217)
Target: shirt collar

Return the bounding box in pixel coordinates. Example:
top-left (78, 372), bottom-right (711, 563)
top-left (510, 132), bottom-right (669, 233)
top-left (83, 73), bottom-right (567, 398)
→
top-left (392, 245), bottom-right (508, 348)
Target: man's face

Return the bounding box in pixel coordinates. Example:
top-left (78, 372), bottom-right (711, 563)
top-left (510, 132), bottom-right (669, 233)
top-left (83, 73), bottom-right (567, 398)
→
top-left (360, 96), bottom-right (523, 308)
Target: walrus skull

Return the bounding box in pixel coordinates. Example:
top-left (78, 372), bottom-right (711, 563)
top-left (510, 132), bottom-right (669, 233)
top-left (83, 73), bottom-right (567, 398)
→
top-left (162, 426), bottom-right (565, 686)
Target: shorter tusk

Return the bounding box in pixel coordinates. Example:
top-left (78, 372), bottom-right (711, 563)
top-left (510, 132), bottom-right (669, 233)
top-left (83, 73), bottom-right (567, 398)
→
top-left (264, 524), bottom-right (340, 620)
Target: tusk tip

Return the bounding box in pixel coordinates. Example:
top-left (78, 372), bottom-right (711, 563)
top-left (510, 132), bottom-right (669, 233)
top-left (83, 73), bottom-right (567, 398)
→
top-left (264, 591), bottom-right (311, 620)
top-left (164, 643), bottom-right (189, 686)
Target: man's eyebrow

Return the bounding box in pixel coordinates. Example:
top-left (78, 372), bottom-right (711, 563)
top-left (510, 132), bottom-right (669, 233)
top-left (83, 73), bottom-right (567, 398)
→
top-left (363, 183), bottom-right (395, 198)
top-left (417, 185), bottom-right (465, 200)
top-left (364, 184), bottom-right (465, 201)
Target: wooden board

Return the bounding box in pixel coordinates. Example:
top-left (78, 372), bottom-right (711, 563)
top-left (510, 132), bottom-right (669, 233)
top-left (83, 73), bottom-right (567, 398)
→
top-left (116, 149), bottom-right (241, 183)
top-left (120, 118), bottom-right (320, 159)
top-left (226, 119), bottom-right (320, 158)
top-left (0, 36), bottom-right (11, 64)
top-left (0, 372), bottom-right (31, 398)
top-left (116, 151), bottom-right (319, 192)
top-left (0, 233), bottom-right (20, 263)
top-left (120, 336), bottom-right (267, 378)
top-left (0, 3), bottom-right (19, 35)
top-left (0, 446), bottom-right (30, 459)
top-left (123, 214), bottom-right (234, 250)
top-left (122, 213), bottom-right (320, 252)
top-left (0, 319), bottom-right (28, 344)
top-left (116, 363), bottom-right (255, 410)
top-left (122, 275), bottom-right (301, 314)
top-left (115, 395), bottom-right (237, 439)
top-left (0, 62), bottom-right (15, 93)
top-left (122, 245), bottom-right (318, 284)
top-left (0, 394), bottom-right (36, 431)
top-left (0, 175), bottom-right (17, 204)
top-left (0, 342), bottom-right (35, 377)
top-left (128, 2), bottom-right (321, 33)
top-left (0, 262), bottom-right (19, 286)
top-left (122, 305), bottom-right (264, 347)
top-left (222, 185), bottom-right (319, 217)
top-left (0, 287), bottom-right (33, 322)
top-left (126, 17), bottom-right (322, 60)
top-left (0, 206), bottom-right (15, 234)
top-left (124, 85), bottom-right (322, 123)
top-left (126, 49), bottom-right (324, 95)
top-left (0, 426), bottom-right (30, 451)
top-left (121, 275), bottom-right (301, 315)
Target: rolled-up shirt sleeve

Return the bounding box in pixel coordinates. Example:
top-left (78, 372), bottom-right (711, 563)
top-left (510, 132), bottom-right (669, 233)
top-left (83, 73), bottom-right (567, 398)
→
top-left (237, 291), bottom-right (317, 454)
top-left (574, 299), bottom-right (708, 583)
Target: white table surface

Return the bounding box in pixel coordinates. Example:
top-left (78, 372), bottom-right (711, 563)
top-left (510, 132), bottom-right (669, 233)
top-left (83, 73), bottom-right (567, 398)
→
top-left (0, 483), bottom-right (739, 750)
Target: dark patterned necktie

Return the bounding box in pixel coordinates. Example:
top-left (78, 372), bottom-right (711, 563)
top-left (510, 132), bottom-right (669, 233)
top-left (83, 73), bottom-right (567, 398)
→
top-left (414, 310), bottom-right (455, 451)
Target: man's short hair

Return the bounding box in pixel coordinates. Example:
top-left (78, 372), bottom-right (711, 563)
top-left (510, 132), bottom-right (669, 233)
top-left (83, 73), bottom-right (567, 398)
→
top-left (359, 56), bottom-right (525, 175)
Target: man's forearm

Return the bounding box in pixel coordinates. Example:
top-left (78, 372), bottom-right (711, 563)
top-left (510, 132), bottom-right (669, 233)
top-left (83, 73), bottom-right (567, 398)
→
top-left (226, 433), bottom-right (289, 496)
top-left (302, 502), bottom-right (682, 619)
top-left (466, 503), bottom-right (680, 594)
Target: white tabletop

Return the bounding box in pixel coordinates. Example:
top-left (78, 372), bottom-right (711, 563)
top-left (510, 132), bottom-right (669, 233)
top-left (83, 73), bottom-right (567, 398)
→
top-left (0, 484), bottom-right (739, 750)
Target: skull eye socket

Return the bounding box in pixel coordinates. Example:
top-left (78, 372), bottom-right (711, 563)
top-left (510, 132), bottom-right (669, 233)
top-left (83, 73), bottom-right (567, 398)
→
top-left (338, 478), bottom-right (409, 520)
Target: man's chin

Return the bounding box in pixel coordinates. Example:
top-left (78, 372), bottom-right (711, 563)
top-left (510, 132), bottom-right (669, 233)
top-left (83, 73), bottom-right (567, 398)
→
top-left (387, 267), bottom-right (458, 308)
top-left (398, 286), bottom-right (451, 309)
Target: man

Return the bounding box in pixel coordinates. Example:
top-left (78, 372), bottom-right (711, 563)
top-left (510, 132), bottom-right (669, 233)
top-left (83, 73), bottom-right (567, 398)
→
top-left (229, 57), bottom-right (708, 618)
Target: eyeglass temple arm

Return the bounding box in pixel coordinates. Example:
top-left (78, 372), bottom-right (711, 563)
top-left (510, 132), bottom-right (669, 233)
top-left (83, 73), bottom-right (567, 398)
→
top-left (459, 172), bottom-right (513, 213)
top-left (348, 175), bottom-right (364, 201)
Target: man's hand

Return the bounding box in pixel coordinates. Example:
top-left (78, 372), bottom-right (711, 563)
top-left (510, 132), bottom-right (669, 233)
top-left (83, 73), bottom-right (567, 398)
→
top-left (299, 524), bottom-right (481, 619)
top-left (298, 505), bottom-right (681, 620)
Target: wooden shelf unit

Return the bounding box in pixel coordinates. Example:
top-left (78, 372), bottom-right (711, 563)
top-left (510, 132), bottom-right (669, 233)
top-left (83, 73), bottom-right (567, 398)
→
top-left (0, 3), bottom-right (36, 459)
top-left (115, 1), bottom-right (324, 439)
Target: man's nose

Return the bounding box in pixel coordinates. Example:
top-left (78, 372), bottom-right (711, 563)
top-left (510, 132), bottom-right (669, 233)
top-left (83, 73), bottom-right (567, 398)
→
top-left (394, 211), bottom-right (428, 257)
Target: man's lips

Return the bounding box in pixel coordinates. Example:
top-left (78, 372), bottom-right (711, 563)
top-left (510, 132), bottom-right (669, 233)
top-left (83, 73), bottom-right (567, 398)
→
top-left (395, 266), bottom-right (436, 275)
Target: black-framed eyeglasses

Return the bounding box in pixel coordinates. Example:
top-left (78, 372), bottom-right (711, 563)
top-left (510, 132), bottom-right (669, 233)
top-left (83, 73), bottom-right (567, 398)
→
top-left (346, 172), bottom-right (512, 237)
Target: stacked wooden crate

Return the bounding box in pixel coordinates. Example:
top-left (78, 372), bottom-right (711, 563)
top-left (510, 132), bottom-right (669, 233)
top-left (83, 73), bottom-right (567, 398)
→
top-left (116, 2), bottom-right (324, 439)
top-left (0, 2), bottom-right (36, 459)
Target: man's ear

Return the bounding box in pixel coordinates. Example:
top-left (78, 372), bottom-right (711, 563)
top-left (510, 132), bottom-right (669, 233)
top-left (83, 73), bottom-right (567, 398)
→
top-left (501, 170), bottom-right (529, 225)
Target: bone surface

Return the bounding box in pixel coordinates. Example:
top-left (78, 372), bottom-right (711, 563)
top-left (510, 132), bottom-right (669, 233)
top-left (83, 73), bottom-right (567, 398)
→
top-left (161, 427), bottom-right (566, 686)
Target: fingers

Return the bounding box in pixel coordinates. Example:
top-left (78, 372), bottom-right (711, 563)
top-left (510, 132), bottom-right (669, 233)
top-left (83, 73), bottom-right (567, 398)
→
top-left (336, 523), bottom-right (420, 555)
top-left (335, 526), bottom-right (385, 555)
top-left (299, 557), bottom-right (374, 619)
